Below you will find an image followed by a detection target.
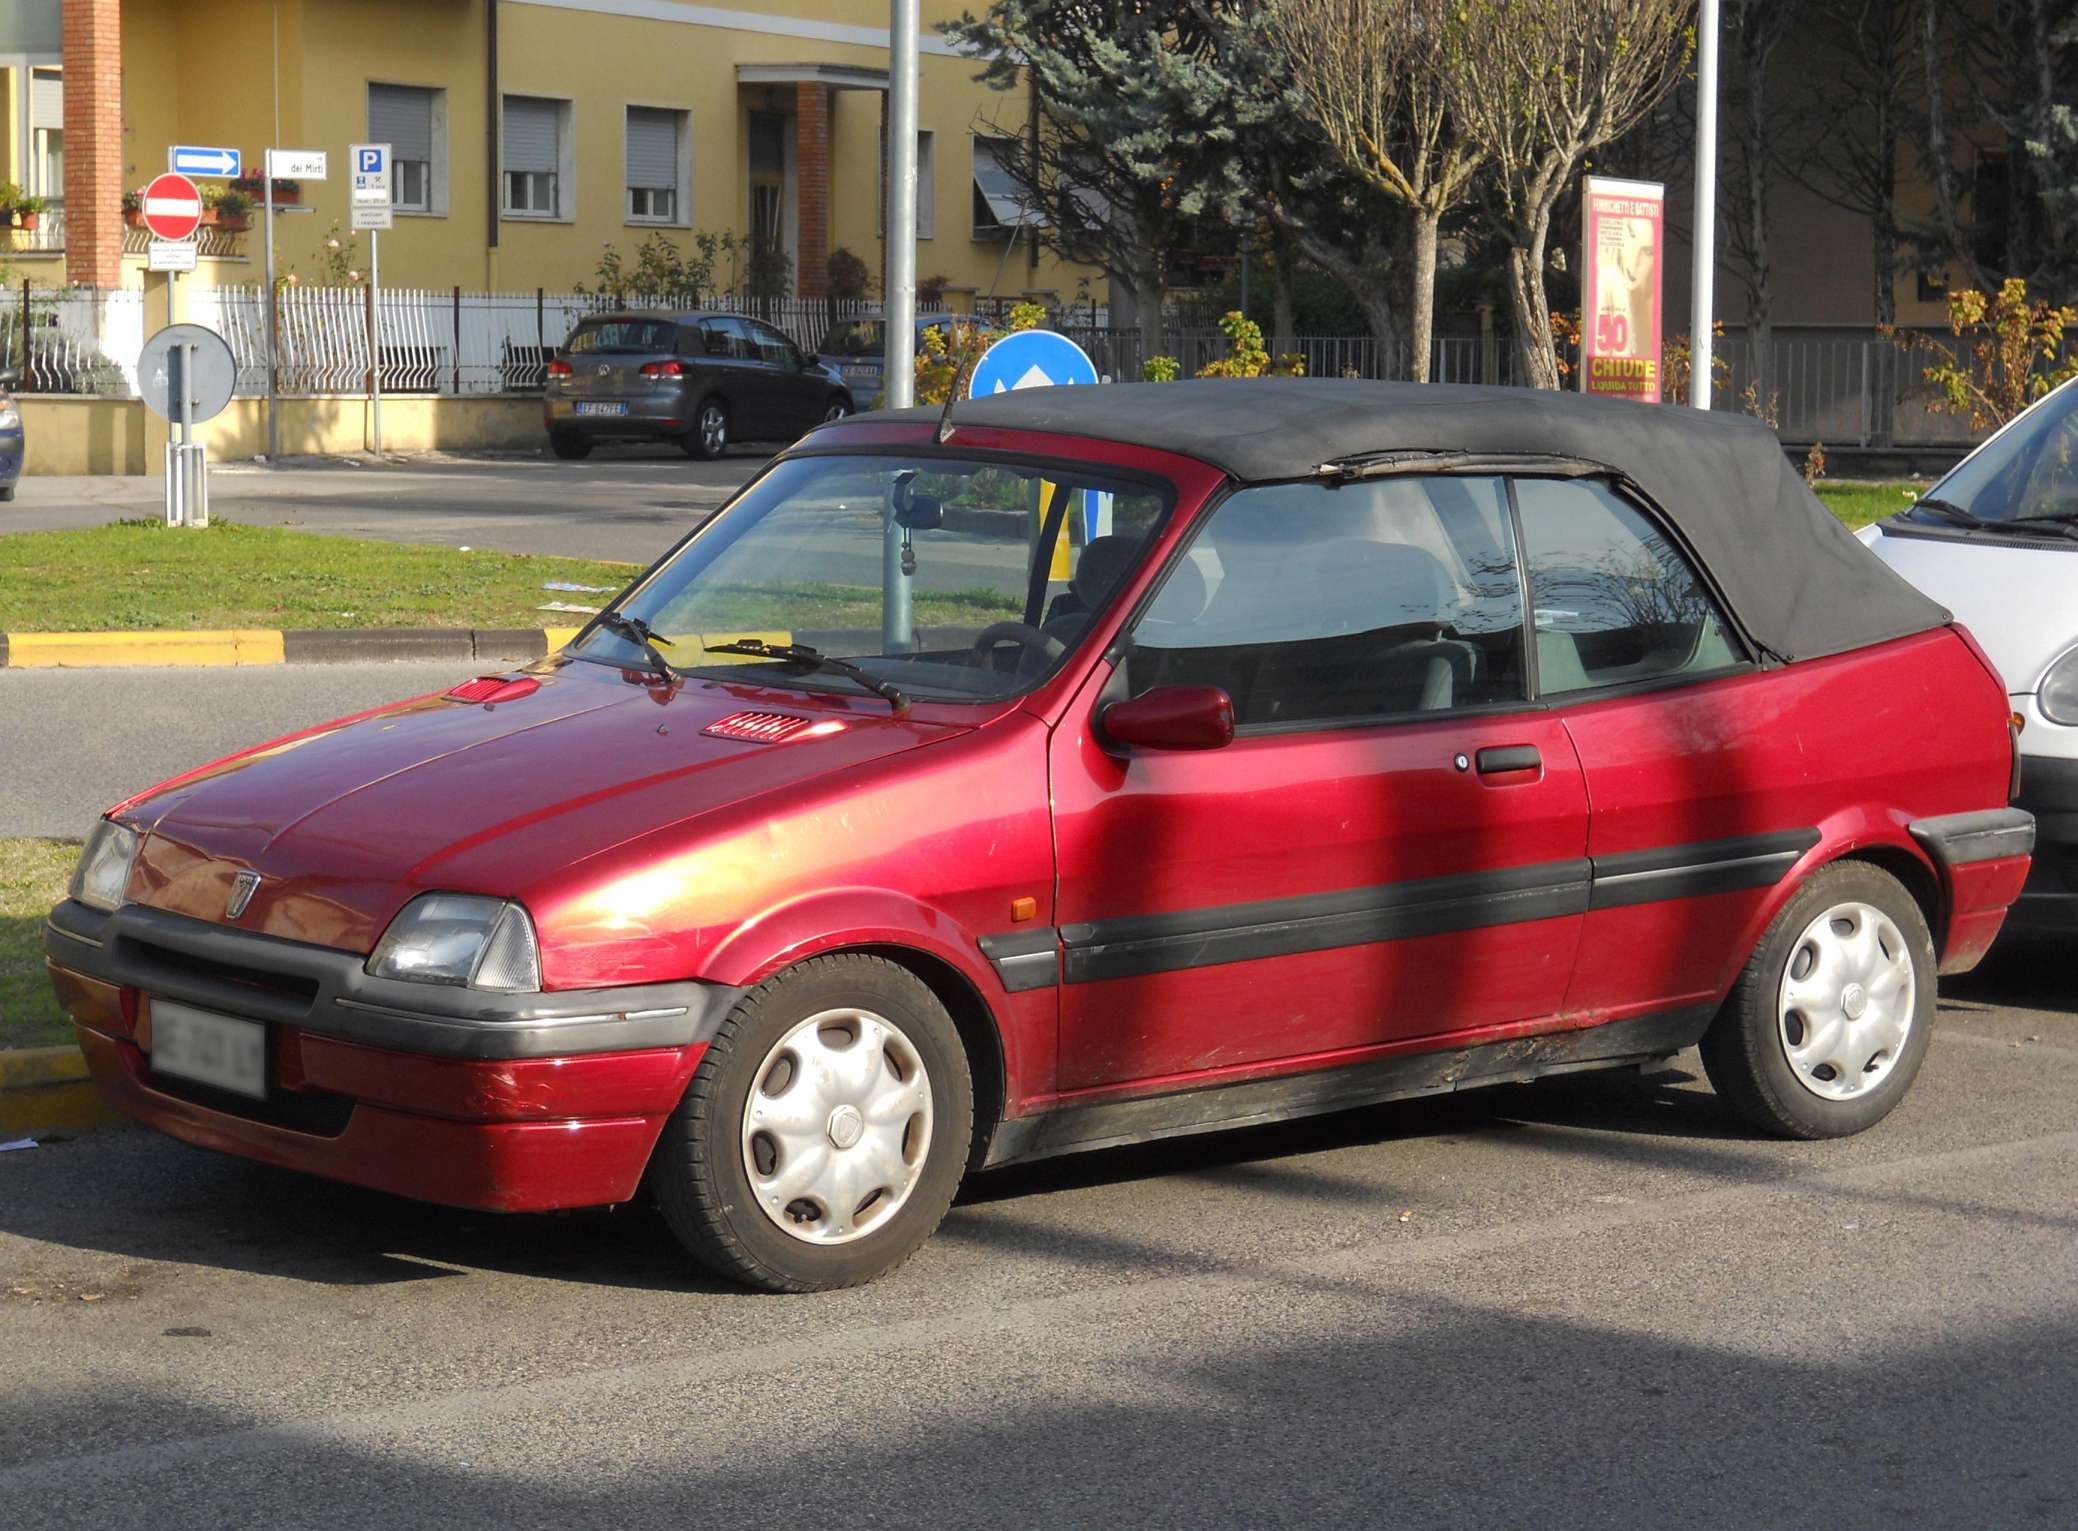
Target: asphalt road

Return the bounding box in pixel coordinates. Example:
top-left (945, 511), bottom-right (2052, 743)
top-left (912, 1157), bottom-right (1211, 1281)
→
top-left (0, 663), bottom-right (480, 838)
top-left (2, 957), bottom-right (2073, 1529)
top-left (0, 446), bottom-right (765, 564)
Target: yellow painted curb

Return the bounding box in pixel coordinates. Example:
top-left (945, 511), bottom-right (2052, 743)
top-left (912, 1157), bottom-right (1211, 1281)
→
top-left (0, 1043), bottom-right (123, 1137)
top-left (8, 629), bottom-right (288, 668)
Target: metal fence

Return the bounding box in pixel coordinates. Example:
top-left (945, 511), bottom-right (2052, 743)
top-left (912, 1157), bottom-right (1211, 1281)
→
top-left (0, 285), bottom-right (2045, 451)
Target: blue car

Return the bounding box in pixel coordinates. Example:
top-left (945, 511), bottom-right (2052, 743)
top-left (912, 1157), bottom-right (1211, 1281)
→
top-left (0, 368), bottom-right (21, 501)
top-left (816, 310), bottom-right (960, 407)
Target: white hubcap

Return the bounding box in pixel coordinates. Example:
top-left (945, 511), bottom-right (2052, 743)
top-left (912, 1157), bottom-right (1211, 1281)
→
top-left (741, 1007), bottom-right (933, 1245)
top-left (1777, 901), bottom-right (1916, 1101)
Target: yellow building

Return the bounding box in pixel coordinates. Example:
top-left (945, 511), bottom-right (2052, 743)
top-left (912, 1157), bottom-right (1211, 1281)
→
top-left (0, 0), bottom-right (1097, 307)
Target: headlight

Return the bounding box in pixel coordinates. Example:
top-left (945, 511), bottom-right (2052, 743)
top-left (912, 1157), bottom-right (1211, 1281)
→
top-left (70, 820), bottom-right (139, 912)
top-left (2041, 645), bottom-right (2078, 726)
top-left (0, 407), bottom-right (21, 431)
top-left (366, 894), bottom-right (542, 992)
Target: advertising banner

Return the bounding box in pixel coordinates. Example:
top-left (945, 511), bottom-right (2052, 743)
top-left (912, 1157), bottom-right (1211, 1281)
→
top-left (1580, 176), bottom-right (1665, 404)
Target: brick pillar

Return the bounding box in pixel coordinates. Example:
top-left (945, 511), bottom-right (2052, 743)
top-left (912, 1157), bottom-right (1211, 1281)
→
top-left (795, 83), bottom-right (830, 299)
top-left (63, 0), bottom-right (125, 289)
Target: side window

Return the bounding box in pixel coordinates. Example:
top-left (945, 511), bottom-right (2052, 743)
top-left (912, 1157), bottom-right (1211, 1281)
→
top-left (1124, 476), bottom-right (1527, 728)
top-left (1513, 478), bottom-right (1743, 695)
top-left (700, 316), bottom-right (754, 360)
top-left (748, 322), bottom-right (796, 367)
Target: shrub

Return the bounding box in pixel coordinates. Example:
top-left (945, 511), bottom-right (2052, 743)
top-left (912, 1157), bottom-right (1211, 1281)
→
top-left (1899, 278), bottom-right (2078, 432)
top-left (828, 247), bottom-right (872, 302)
top-left (1196, 311), bottom-right (1304, 379)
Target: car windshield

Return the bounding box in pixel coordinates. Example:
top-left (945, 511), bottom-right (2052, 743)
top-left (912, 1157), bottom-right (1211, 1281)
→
top-left (570, 453), bottom-right (1173, 702)
top-left (567, 320), bottom-right (677, 355)
top-left (1917, 379), bottom-right (2078, 525)
top-left (820, 320), bottom-right (886, 358)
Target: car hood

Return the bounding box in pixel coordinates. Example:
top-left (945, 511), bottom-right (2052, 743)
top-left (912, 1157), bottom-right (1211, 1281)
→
top-left (1865, 524), bottom-right (2078, 691)
top-left (116, 662), bottom-right (969, 953)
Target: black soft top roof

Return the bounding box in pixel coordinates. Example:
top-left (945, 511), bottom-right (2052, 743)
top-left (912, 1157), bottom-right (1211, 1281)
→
top-left (848, 378), bottom-right (1948, 663)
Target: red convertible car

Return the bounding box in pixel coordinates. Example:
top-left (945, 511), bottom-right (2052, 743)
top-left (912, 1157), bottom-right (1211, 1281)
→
top-left (47, 380), bottom-right (2033, 1291)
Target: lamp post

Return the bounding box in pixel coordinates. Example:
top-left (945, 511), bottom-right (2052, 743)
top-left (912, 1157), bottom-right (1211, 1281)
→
top-left (884, 0), bottom-right (921, 410)
top-left (1689, 0), bottom-right (1720, 409)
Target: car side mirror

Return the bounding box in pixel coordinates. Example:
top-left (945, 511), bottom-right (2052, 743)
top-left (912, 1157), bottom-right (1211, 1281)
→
top-left (0, 367), bottom-right (19, 390)
top-left (1100, 686), bottom-right (1235, 752)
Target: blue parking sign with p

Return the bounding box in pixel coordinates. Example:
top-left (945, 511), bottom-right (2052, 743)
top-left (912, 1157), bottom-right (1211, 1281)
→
top-left (357, 147), bottom-right (386, 174)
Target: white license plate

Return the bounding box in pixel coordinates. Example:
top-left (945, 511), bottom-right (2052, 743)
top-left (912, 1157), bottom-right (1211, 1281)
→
top-left (575, 402), bottom-right (628, 417)
top-left (151, 1001), bottom-right (267, 1100)
top-left (842, 366), bottom-right (878, 382)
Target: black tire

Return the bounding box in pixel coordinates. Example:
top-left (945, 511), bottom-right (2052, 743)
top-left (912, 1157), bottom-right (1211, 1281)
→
top-left (0, 484), bottom-right (14, 502)
top-left (548, 431), bottom-right (592, 461)
top-left (687, 398), bottom-right (730, 460)
top-left (649, 953), bottom-right (974, 1292)
top-left (1699, 860), bottom-right (1936, 1139)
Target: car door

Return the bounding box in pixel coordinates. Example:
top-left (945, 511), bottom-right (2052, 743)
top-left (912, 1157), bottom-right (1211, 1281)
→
top-left (746, 319), bottom-right (818, 440)
top-left (695, 316), bottom-right (772, 438)
top-left (1507, 475), bottom-right (1791, 1021)
top-left (1049, 473), bottom-right (1590, 1093)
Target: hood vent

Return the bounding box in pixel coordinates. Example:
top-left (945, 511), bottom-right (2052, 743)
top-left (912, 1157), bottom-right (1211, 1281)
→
top-left (446, 675), bottom-right (541, 705)
top-left (703, 711), bottom-right (828, 744)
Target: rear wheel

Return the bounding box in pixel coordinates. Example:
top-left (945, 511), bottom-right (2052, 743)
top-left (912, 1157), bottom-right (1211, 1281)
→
top-left (548, 431), bottom-right (591, 461)
top-left (649, 954), bottom-right (973, 1292)
top-left (687, 398), bottom-right (730, 460)
top-left (1699, 861), bottom-right (1935, 1139)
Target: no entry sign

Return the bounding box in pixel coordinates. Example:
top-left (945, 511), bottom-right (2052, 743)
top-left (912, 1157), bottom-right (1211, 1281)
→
top-left (141, 172), bottom-right (203, 242)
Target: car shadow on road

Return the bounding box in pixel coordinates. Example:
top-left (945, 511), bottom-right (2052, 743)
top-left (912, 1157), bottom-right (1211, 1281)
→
top-left (1939, 931), bottom-right (2075, 1017)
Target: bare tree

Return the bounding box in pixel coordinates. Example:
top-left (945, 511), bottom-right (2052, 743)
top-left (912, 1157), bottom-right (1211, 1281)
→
top-left (1267, 0), bottom-right (1481, 380)
top-left (1446, 0), bottom-right (1695, 389)
top-left (1779, 0), bottom-right (1916, 327)
top-left (1722, 0), bottom-right (1805, 389)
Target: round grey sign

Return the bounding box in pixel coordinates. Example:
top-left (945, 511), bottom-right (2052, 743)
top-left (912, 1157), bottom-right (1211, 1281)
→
top-left (138, 323), bottom-right (237, 424)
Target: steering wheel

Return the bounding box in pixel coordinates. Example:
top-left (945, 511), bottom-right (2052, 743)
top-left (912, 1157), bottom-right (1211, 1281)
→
top-left (971, 621), bottom-right (1065, 672)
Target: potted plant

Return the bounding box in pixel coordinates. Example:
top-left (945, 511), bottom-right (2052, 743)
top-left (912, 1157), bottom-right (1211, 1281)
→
top-left (122, 187), bottom-right (145, 228)
top-left (14, 194), bottom-right (47, 231)
top-left (212, 187), bottom-right (252, 231)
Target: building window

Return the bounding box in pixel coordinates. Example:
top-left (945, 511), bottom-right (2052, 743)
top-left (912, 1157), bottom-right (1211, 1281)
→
top-left (972, 135), bottom-right (1036, 241)
top-left (879, 129), bottom-right (935, 240)
top-left (29, 67), bottom-right (62, 201)
top-left (502, 95), bottom-right (569, 220)
top-left (626, 105), bottom-right (689, 225)
top-left (368, 82), bottom-right (444, 215)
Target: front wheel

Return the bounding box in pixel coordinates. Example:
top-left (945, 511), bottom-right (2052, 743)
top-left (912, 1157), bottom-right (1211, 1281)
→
top-left (687, 399), bottom-right (730, 460)
top-left (822, 397), bottom-right (852, 424)
top-left (649, 954), bottom-right (974, 1292)
top-left (1699, 861), bottom-right (1936, 1139)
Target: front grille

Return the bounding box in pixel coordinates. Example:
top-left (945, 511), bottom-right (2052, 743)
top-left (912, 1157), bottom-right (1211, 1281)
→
top-left (125, 938), bottom-right (320, 1018)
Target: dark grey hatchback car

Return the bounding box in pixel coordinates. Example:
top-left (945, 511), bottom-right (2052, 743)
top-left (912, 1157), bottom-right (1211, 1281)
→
top-left (544, 310), bottom-right (854, 461)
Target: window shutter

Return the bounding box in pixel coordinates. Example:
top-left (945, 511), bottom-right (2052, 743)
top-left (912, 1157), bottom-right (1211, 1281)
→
top-left (30, 70), bottom-right (62, 133)
top-left (626, 108), bottom-right (676, 191)
top-left (369, 84), bottom-right (434, 164)
top-left (503, 97), bottom-right (559, 174)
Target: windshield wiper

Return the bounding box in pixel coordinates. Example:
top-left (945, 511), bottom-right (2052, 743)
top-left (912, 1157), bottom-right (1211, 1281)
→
top-left (1908, 496), bottom-right (1992, 529)
top-left (703, 639), bottom-right (910, 715)
top-left (1985, 511), bottom-right (2078, 541)
top-left (596, 613), bottom-right (679, 683)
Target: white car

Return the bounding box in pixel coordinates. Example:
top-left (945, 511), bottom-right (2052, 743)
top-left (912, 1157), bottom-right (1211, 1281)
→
top-left (1860, 376), bottom-right (2078, 935)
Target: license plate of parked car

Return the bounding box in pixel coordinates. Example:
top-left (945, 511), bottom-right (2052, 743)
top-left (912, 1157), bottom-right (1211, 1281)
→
top-left (150, 1000), bottom-right (267, 1100)
top-left (574, 402), bottom-right (627, 417)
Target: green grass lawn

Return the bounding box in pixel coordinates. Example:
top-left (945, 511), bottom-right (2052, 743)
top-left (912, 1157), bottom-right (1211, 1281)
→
top-left (1812, 479), bottom-right (1922, 530)
top-left (1, 839), bottom-right (78, 1051)
top-left (0, 519), bottom-right (645, 633)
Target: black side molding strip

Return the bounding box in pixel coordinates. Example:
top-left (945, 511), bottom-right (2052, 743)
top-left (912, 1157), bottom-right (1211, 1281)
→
top-left (1909, 808), bottom-right (2035, 870)
top-left (1587, 829), bottom-right (1821, 911)
top-left (977, 928), bottom-right (1061, 992)
top-left (1060, 859), bottom-right (1593, 985)
top-left (984, 1005), bottom-right (1714, 1168)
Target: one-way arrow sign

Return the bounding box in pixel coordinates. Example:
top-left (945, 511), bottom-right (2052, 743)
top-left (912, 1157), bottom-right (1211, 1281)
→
top-left (169, 145), bottom-right (242, 179)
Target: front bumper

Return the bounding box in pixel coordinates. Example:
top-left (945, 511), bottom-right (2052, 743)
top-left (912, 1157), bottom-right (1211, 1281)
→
top-left (44, 900), bottom-right (742, 1210)
top-left (2012, 755), bottom-right (2078, 933)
